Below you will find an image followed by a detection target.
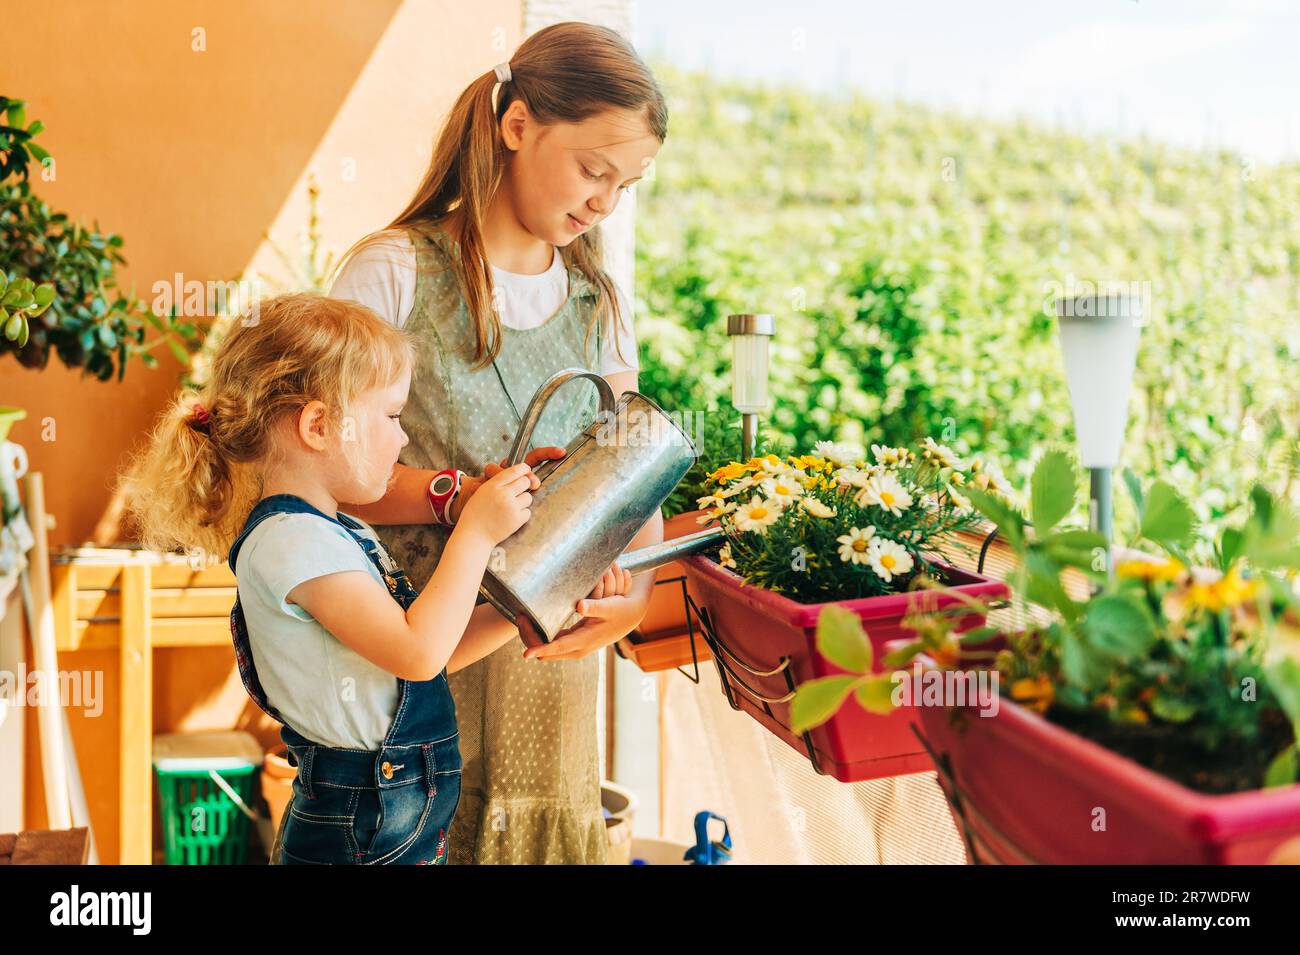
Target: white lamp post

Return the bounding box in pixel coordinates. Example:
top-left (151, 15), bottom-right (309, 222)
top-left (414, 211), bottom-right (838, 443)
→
top-left (1055, 292), bottom-right (1144, 577)
top-left (727, 313), bottom-right (775, 459)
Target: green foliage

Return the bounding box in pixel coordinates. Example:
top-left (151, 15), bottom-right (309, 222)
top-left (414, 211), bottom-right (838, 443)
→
top-left (790, 606), bottom-right (896, 733)
top-left (1, 95), bottom-right (198, 380)
top-left (792, 451), bottom-right (1300, 793)
top-left (636, 64), bottom-right (1300, 551)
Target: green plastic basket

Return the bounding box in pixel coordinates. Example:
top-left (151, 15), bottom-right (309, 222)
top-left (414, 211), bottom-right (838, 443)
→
top-left (152, 731), bottom-right (265, 866)
top-left (155, 766), bottom-right (258, 865)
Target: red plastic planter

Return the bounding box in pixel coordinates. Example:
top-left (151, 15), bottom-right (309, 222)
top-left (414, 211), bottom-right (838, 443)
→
top-left (916, 698), bottom-right (1300, 864)
top-left (681, 554), bottom-right (1008, 783)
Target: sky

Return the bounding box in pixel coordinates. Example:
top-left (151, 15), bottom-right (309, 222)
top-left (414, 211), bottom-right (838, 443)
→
top-left (637, 0), bottom-right (1300, 162)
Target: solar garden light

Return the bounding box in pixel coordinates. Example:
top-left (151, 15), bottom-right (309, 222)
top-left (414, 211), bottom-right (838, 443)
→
top-left (727, 314), bottom-right (775, 459)
top-left (1055, 292), bottom-right (1144, 578)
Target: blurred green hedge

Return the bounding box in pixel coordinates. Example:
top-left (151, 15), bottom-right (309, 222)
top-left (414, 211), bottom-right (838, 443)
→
top-left (635, 65), bottom-right (1300, 539)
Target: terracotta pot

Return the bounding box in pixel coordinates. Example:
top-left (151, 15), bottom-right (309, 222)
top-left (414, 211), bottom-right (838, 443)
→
top-left (916, 697), bottom-right (1300, 864)
top-left (260, 744), bottom-right (295, 836)
top-left (681, 554), bottom-right (1007, 782)
top-left (634, 510), bottom-right (712, 637)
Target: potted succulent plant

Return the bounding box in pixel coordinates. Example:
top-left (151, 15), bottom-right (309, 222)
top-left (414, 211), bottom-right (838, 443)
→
top-left (1, 95), bottom-right (196, 379)
top-left (793, 450), bottom-right (1300, 862)
top-left (681, 437), bottom-right (1008, 781)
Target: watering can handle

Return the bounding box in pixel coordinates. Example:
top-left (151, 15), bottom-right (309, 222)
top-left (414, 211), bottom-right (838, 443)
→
top-left (504, 367), bottom-right (617, 468)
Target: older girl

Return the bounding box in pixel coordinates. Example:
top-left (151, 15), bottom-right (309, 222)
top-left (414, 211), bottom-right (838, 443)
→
top-left (329, 22), bottom-right (668, 863)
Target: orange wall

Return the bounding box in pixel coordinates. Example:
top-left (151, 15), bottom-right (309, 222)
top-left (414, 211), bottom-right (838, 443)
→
top-left (4, 0), bottom-right (523, 861)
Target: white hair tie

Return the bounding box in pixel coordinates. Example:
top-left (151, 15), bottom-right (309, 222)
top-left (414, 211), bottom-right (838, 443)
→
top-left (494, 62), bottom-right (512, 84)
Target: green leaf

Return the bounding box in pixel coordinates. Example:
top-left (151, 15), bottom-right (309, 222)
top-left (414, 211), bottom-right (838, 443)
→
top-left (1218, 527), bottom-right (1244, 571)
top-left (1080, 594), bottom-right (1155, 658)
top-left (1265, 658), bottom-right (1300, 728)
top-left (882, 642), bottom-right (924, 667)
top-left (1264, 745), bottom-right (1298, 788)
top-left (1121, 468), bottom-right (1144, 515)
top-left (1059, 628), bottom-right (1111, 690)
top-left (165, 337), bottom-right (190, 364)
top-left (790, 675), bottom-right (861, 733)
top-left (814, 605), bottom-right (872, 673)
top-left (1022, 550), bottom-right (1080, 623)
top-left (1150, 695), bottom-right (1197, 723)
top-left (958, 625), bottom-right (1002, 645)
top-left (1030, 449), bottom-right (1077, 532)
top-left (1138, 481), bottom-right (1196, 549)
top-left (854, 676), bottom-right (897, 715)
top-left (963, 484), bottom-right (1024, 551)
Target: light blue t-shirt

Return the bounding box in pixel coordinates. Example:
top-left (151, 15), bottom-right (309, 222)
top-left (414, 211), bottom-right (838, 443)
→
top-left (233, 511), bottom-right (400, 750)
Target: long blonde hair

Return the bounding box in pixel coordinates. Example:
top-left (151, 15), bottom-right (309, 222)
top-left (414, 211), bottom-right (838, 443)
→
top-left (335, 21), bottom-right (668, 370)
top-left (123, 293), bottom-right (413, 561)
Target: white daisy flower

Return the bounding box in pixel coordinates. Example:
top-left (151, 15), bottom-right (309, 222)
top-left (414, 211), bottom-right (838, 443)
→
top-left (871, 444), bottom-right (910, 467)
top-left (760, 474), bottom-right (805, 505)
top-left (734, 495), bottom-right (783, 534)
top-left (814, 441), bottom-right (864, 467)
top-left (868, 538), bottom-right (915, 582)
top-left (801, 496), bottom-right (836, 519)
top-left (835, 466), bottom-right (874, 489)
top-left (836, 525), bottom-right (877, 564)
top-left (857, 473), bottom-right (914, 516)
top-left (757, 454), bottom-right (789, 474)
top-left (921, 436), bottom-right (962, 470)
top-left (717, 476), bottom-right (756, 498)
top-left (698, 501), bottom-right (737, 523)
top-left (697, 494), bottom-right (726, 509)
top-left (971, 459), bottom-right (1007, 494)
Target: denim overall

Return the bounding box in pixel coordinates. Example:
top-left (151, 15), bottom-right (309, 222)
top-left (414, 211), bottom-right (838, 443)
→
top-left (227, 494), bottom-right (462, 864)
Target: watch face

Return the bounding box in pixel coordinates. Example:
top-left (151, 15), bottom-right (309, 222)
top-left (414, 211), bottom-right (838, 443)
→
top-left (430, 474), bottom-right (455, 497)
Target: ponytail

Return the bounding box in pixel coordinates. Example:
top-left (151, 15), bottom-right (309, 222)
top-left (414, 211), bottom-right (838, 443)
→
top-left (123, 390), bottom-right (257, 563)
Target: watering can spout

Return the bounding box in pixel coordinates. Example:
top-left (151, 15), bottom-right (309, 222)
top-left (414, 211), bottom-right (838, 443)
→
top-left (617, 527), bottom-right (725, 576)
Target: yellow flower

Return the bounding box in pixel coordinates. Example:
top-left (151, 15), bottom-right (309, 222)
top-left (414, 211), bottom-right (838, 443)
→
top-left (1187, 567), bottom-right (1262, 613)
top-left (1118, 558), bottom-right (1186, 583)
top-left (801, 496), bottom-right (836, 519)
top-left (708, 462), bottom-right (747, 483)
top-left (1010, 675), bottom-right (1054, 714)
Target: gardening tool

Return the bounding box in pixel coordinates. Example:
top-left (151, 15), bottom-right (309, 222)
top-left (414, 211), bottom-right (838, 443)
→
top-left (479, 368), bottom-right (711, 645)
top-left (683, 811), bottom-right (733, 865)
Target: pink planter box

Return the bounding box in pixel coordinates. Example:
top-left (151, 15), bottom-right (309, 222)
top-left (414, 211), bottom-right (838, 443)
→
top-left (916, 698), bottom-right (1300, 864)
top-left (681, 554), bottom-right (1008, 783)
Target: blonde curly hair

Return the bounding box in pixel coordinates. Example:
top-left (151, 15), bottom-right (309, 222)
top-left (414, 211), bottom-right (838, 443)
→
top-left (122, 293), bottom-right (413, 561)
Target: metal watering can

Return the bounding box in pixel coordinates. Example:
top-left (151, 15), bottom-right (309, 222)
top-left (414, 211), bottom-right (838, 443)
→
top-left (478, 368), bottom-right (724, 647)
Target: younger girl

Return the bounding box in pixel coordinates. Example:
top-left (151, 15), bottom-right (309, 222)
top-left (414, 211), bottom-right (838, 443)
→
top-left (125, 293), bottom-right (629, 864)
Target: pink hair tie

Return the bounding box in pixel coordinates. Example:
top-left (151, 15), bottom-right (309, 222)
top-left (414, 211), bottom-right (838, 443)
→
top-left (191, 403), bottom-right (212, 434)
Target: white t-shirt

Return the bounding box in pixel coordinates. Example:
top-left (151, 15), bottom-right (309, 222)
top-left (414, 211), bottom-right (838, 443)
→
top-left (234, 511), bottom-right (400, 750)
top-left (328, 229), bottom-right (639, 375)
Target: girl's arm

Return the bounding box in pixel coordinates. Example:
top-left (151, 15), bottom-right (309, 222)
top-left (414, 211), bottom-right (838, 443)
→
top-left (287, 464), bottom-right (534, 681)
top-left (446, 602), bottom-right (522, 673)
top-left (344, 450), bottom-right (565, 527)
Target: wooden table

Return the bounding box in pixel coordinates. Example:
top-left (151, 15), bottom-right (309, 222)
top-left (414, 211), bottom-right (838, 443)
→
top-left (50, 547), bottom-right (237, 865)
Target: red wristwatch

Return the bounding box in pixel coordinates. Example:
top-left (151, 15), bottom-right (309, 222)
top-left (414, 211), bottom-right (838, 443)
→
top-left (427, 468), bottom-right (464, 525)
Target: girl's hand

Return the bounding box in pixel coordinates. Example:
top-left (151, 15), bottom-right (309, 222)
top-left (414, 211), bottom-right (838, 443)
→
top-left (521, 588), bottom-right (648, 661)
top-left (586, 562), bottom-right (632, 600)
top-left (450, 446), bottom-right (565, 522)
top-left (456, 463), bottom-right (534, 544)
